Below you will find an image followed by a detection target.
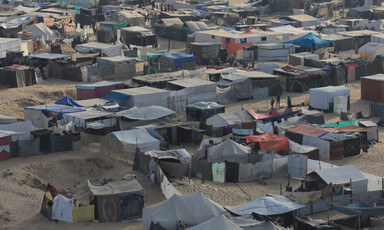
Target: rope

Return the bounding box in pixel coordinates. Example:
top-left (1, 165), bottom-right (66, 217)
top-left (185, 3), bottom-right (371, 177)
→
top-left (234, 182), bottom-right (252, 201)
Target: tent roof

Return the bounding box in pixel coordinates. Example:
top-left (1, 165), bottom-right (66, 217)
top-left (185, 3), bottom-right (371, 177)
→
top-left (168, 78), bottom-right (214, 88)
top-left (208, 139), bottom-right (251, 163)
top-left (246, 133), bottom-right (289, 152)
top-left (0, 114), bottom-right (17, 124)
top-left (88, 178), bottom-right (144, 196)
top-left (111, 129), bottom-right (159, 146)
top-left (75, 81), bottom-right (124, 90)
top-left (63, 110), bottom-right (113, 120)
top-left (187, 102), bottom-right (224, 110)
top-left (269, 25), bottom-right (309, 35)
top-left (282, 32), bottom-right (333, 48)
top-left (28, 53), bottom-right (69, 60)
top-left (24, 104), bottom-right (85, 114)
top-left (286, 124), bottom-right (336, 137)
top-left (116, 106), bottom-right (175, 120)
top-left (206, 110), bottom-right (254, 127)
top-left (313, 165), bottom-right (367, 185)
top-left (143, 192), bottom-right (224, 230)
top-left (55, 96), bottom-right (82, 107)
top-left (184, 21), bottom-right (210, 32)
top-left (226, 195), bottom-right (305, 216)
top-left (145, 149), bottom-right (191, 164)
top-left (25, 22), bottom-right (55, 37)
top-left (187, 215), bottom-right (242, 230)
top-left (156, 18), bottom-right (183, 27)
top-left (361, 73), bottom-right (384, 82)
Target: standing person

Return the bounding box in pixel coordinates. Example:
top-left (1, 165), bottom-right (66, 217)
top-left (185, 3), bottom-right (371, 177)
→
top-left (171, 4), bottom-right (174, 11)
top-left (167, 3), bottom-right (170, 11)
top-left (276, 92), bottom-right (280, 108)
top-left (287, 96), bottom-right (292, 108)
top-left (152, 0), bottom-right (155, 9)
top-left (270, 98), bottom-right (275, 110)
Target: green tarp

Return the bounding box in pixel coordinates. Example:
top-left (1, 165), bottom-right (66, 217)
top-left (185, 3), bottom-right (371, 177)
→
top-left (322, 120), bottom-right (359, 128)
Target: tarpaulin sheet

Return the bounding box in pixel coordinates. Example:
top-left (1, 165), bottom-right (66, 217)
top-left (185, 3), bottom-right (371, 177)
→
top-left (335, 125), bottom-right (368, 133)
top-left (101, 91), bottom-right (131, 102)
top-left (246, 133), bottom-right (289, 152)
top-left (162, 52), bottom-right (196, 69)
top-left (55, 97), bottom-right (82, 107)
top-left (239, 160), bottom-right (272, 182)
top-left (288, 154), bottom-right (308, 178)
top-left (303, 135), bottom-right (330, 160)
top-left (282, 33), bottom-right (333, 49)
top-left (322, 120), bottom-right (358, 128)
top-left (247, 109), bottom-right (281, 120)
top-left (52, 195), bottom-right (74, 222)
top-left (212, 163), bottom-right (225, 183)
top-left (272, 157), bottom-right (288, 178)
top-left (286, 124), bottom-right (336, 137)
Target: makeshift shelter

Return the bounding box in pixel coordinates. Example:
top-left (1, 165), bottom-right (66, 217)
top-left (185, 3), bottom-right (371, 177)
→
top-left (0, 38), bottom-right (21, 58)
top-left (207, 138), bottom-right (251, 164)
top-left (288, 52), bottom-right (319, 66)
top-left (281, 14), bottom-right (320, 27)
top-left (86, 178), bottom-right (144, 222)
top-left (62, 110), bottom-right (116, 130)
top-left (309, 86), bottom-right (350, 112)
top-left (144, 149), bottom-right (191, 179)
top-left (159, 52), bottom-right (196, 72)
top-left (0, 132), bottom-right (10, 161)
top-left (76, 81), bottom-right (125, 100)
top-left (359, 120), bottom-right (378, 142)
top-left (0, 121), bottom-right (37, 157)
top-left (189, 42), bottom-right (221, 65)
top-left (337, 30), bottom-right (381, 48)
top-left (226, 195), bottom-right (304, 226)
top-left (246, 133), bottom-right (289, 153)
top-left (217, 73), bottom-right (253, 100)
top-left (0, 114), bottom-right (17, 124)
top-left (206, 110), bottom-right (254, 136)
top-left (120, 26), bottom-right (157, 47)
top-left (289, 140), bottom-right (320, 160)
top-left (187, 215), bottom-right (242, 230)
top-left (117, 106), bottom-right (175, 130)
top-left (153, 18), bottom-right (183, 39)
top-left (102, 129), bottom-right (161, 160)
top-left (143, 192), bottom-right (224, 230)
top-left (167, 78), bottom-right (216, 104)
top-left (55, 97), bottom-right (82, 107)
top-left (361, 74), bottom-right (384, 103)
top-left (257, 43), bottom-right (295, 61)
top-left (24, 23), bottom-right (56, 41)
top-left (97, 56), bottom-right (136, 80)
top-left (109, 10), bottom-right (145, 27)
top-left (0, 65), bottom-right (37, 88)
top-left (24, 104), bottom-right (85, 129)
top-left (321, 34), bottom-right (354, 52)
top-left (283, 33), bottom-right (333, 49)
top-left (359, 42), bottom-right (384, 62)
top-left (181, 21), bottom-right (210, 41)
top-left (104, 86), bottom-right (170, 108)
top-left (307, 165), bottom-right (368, 195)
top-left (186, 102), bottom-right (225, 124)
top-left (75, 42), bottom-right (121, 57)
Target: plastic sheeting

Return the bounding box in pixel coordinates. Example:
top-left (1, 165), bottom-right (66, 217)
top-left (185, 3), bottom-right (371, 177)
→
top-left (187, 215), bottom-right (242, 230)
top-left (238, 160), bottom-right (272, 182)
top-left (117, 106), bottom-right (175, 120)
top-left (208, 139), bottom-right (251, 164)
top-left (246, 133), bottom-right (289, 152)
top-left (272, 157), bottom-right (288, 178)
top-left (302, 135), bottom-right (330, 160)
top-left (110, 129), bottom-right (160, 154)
top-left (226, 195), bottom-right (304, 216)
top-left (212, 163), bottom-right (225, 183)
top-left (288, 154), bottom-right (308, 178)
top-left (283, 33), bottom-right (333, 49)
top-left (52, 195), bottom-right (74, 223)
top-left (142, 193), bottom-right (224, 230)
top-left (309, 86), bottom-right (350, 110)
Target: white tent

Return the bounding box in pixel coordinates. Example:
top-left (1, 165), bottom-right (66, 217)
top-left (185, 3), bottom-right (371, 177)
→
top-left (359, 42), bottom-right (384, 62)
top-left (206, 110), bottom-right (254, 128)
top-left (208, 139), bottom-right (251, 164)
top-left (143, 192), bottom-right (224, 230)
top-left (116, 106), bottom-right (175, 120)
top-left (187, 215), bottom-right (242, 230)
top-left (309, 86), bottom-right (350, 110)
top-left (25, 23), bottom-right (56, 41)
top-left (226, 195), bottom-right (304, 216)
top-left (106, 129), bottom-right (160, 155)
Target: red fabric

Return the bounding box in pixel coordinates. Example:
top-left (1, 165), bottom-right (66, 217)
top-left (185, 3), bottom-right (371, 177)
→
top-left (246, 133), bottom-right (289, 152)
top-left (0, 150), bottom-right (8, 161)
top-left (0, 136), bottom-right (8, 146)
top-left (76, 83), bottom-right (124, 100)
top-left (247, 109), bottom-right (281, 120)
top-left (286, 124), bottom-right (336, 137)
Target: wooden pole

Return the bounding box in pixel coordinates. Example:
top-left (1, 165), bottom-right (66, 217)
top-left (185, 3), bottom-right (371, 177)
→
top-left (189, 161), bottom-right (191, 184)
top-left (350, 178), bottom-right (353, 204)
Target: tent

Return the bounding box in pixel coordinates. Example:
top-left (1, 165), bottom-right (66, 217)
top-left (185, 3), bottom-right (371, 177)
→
top-left (361, 74), bottom-right (384, 103)
top-left (167, 78), bottom-right (216, 103)
top-left (102, 129), bottom-right (161, 160)
top-left (159, 52), bottom-right (196, 72)
top-left (55, 97), bottom-right (82, 107)
top-left (208, 139), bottom-right (251, 163)
top-left (75, 81), bottom-right (125, 100)
top-left (246, 133), bottom-right (289, 152)
top-left (109, 10), bottom-right (145, 27)
top-left (206, 110), bottom-right (254, 136)
top-left (187, 215), bottom-right (242, 230)
top-left (143, 192), bottom-right (224, 230)
top-left (117, 106), bottom-right (174, 120)
top-left (75, 42), bottom-right (121, 57)
top-left (120, 26), bottom-right (157, 47)
top-left (25, 23), bottom-right (56, 41)
top-left (186, 102), bottom-right (225, 123)
top-left (225, 195), bottom-right (304, 216)
top-left (0, 114), bottom-right (17, 124)
top-left (359, 42), bottom-right (384, 62)
top-left (78, 178), bottom-right (144, 222)
top-left (217, 73), bottom-right (253, 100)
top-left (282, 33), bottom-right (333, 49)
top-left (62, 110), bottom-right (116, 129)
top-left (309, 86), bottom-right (350, 112)
top-left (104, 86), bottom-right (170, 108)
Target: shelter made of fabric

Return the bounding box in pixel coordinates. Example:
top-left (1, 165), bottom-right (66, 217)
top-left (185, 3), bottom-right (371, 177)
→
top-left (207, 138), bottom-right (251, 164)
top-left (282, 33), bottom-right (333, 49)
top-left (246, 133), bottom-right (289, 152)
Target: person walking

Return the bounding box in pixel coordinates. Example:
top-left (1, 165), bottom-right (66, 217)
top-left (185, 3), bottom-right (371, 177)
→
top-left (276, 93), bottom-right (280, 108)
top-left (287, 96), bottom-right (292, 108)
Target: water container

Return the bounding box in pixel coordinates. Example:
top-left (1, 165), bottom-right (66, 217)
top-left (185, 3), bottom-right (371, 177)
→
top-left (334, 96), bottom-right (348, 114)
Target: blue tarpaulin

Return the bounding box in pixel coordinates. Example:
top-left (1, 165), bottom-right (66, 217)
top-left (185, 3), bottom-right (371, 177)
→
top-left (282, 33), bottom-right (334, 49)
top-left (161, 52), bottom-right (196, 69)
top-left (102, 91), bottom-right (131, 102)
top-left (55, 97), bottom-right (82, 107)
top-left (24, 104), bottom-right (85, 119)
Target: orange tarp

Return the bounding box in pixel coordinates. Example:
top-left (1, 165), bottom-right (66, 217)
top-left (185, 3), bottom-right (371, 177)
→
top-left (286, 124), bottom-right (336, 137)
top-left (246, 108), bottom-right (281, 120)
top-left (246, 132), bottom-right (289, 152)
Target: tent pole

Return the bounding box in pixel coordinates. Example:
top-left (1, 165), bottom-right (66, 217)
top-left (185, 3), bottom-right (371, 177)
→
top-left (189, 161), bottom-right (191, 184)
